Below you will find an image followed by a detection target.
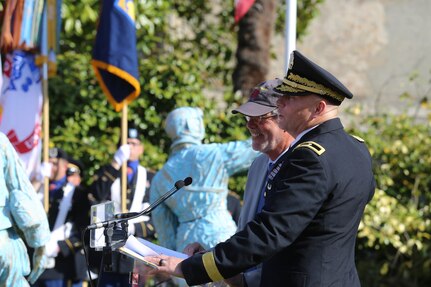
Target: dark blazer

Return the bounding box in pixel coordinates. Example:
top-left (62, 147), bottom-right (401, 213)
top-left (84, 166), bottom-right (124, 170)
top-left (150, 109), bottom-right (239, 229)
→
top-left (182, 118), bottom-right (376, 287)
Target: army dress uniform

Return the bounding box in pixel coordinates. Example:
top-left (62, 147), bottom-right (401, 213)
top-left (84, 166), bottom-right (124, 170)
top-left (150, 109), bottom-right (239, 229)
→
top-left (181, 118), bottom-right (375, 287)
top-left (179, 51), bottom-right (376, 287)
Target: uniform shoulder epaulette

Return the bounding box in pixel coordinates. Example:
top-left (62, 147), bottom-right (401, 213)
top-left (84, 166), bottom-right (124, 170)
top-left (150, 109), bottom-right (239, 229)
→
top-left (293, 141), bottom-right (325, 155)
top-left (350, 134), bottom-right (365, 142)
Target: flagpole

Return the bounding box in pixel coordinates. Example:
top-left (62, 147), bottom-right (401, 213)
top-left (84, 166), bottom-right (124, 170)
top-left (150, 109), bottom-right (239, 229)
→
top-left (42, 2), bottom-right (50, 213)
top-left (121, 104), bottom-right (128, 213)
top-left (284, 0), bottom-right (297, 72)
top-left (42, 68), bottom-right (49, 212)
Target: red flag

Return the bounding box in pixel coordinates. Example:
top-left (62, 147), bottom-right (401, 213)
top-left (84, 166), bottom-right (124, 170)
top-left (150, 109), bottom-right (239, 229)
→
top-left (234, 0), bottom-right (256, 23)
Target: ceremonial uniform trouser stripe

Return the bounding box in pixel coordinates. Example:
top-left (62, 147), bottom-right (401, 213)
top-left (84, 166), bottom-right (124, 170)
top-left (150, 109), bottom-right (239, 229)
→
top-left (202, 252), bottom-right (224, 282)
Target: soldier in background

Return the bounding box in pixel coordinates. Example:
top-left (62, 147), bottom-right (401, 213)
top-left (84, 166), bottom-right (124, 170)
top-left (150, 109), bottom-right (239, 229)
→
top-left (90, 124), bottom-right (156, 287)
top-left (32, 148), bottom-right (91, 287)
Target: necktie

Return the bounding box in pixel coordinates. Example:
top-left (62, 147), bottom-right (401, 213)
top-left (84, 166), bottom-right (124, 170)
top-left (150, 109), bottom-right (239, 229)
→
top-left (256, 162), bottom-right (274, 214)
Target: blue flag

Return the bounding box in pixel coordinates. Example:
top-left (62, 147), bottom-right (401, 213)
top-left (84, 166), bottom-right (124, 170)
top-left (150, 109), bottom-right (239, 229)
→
top-left (91, 0), bottom-right (141, 112)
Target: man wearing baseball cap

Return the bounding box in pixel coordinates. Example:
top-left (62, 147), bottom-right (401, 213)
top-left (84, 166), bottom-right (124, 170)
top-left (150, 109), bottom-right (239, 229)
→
top-left (184, 79), bottom-right (295, 287)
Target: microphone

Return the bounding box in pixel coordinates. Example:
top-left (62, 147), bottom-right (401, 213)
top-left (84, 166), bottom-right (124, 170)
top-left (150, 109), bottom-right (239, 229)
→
top-left (114, 212), bottom-right (140, 219)
top-left (87, 177), bottom-right (192, 230)
top-left (183, 176), bottom-right (192, 186)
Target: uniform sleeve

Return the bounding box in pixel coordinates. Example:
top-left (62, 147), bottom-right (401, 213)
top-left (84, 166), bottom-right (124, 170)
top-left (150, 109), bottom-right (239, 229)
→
top-left (181, 148), bottom-right (329, 285)
top-left (3, 137), bottom-right (50, 248)
top-left (217, 139), bottom-right (259, 176)
top-left (149, 177), bottom-right (178, 250)
top-left (90, 164), bottom-right (120, 202)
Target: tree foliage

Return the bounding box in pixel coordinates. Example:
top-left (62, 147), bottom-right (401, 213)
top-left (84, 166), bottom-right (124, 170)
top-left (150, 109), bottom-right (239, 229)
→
top-left (345, 97), bottom-right (431, 286)
top-left (51, 0), bottom-right (323, 180)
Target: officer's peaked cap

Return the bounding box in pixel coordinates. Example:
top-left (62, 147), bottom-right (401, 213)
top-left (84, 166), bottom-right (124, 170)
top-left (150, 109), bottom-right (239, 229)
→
top-left (275, 50), bottom-right (353, 105)
top-left (67, 157), bottom-right (84, 177)
top-left (127, 122), bottom-right (141, 140)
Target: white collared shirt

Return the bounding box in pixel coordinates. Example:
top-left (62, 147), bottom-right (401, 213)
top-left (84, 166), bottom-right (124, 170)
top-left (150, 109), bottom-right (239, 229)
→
top-left (290, 125), bottom-right (320, 148)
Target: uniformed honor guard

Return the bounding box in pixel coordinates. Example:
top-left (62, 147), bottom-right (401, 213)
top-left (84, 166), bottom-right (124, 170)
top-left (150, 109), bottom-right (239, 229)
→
top-left (33, 148), bottom-right (91, 287)
top-left (141, 50), bottom-right (376, 287)
top-left (89, 124), bottom-right (156, 286)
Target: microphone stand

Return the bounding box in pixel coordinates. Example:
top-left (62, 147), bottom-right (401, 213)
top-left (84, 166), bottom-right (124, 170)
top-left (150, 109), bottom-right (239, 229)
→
top-left (90, 177), bottom-right (193, 285)
top-left (113, 176), bottom-right (192, 222)
top-left (99, 221), bottom-right (128, 282)
top-left (102, 223), bottom-right (114, 272)
top-left (97, 221), bottom-right (129, 287)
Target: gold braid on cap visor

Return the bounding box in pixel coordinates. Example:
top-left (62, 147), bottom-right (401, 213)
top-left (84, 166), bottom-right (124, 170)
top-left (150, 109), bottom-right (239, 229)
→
top-left (277, 73), bottom-right (345, 103)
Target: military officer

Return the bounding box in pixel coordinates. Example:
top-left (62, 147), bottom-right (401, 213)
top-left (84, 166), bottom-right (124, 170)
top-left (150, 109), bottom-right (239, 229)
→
top-left (141, 50), bottom-right (376, 287)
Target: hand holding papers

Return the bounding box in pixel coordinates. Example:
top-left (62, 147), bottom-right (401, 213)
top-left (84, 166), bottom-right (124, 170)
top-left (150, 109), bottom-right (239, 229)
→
top-left (118, 235), bottom-right (188, 269)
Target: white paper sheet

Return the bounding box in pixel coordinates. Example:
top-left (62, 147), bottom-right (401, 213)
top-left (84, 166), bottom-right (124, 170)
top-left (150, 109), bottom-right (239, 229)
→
top-left (123, 235), bottom-right (188, 259)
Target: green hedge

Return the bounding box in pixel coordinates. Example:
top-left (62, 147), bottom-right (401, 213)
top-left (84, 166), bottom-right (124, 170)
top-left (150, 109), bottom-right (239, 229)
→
top-left (348, 109), bottom-right (431, 286)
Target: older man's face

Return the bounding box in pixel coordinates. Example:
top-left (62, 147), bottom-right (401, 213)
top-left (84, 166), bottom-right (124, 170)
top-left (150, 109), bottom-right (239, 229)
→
top-left (245, 112), bottom-right (287, 159)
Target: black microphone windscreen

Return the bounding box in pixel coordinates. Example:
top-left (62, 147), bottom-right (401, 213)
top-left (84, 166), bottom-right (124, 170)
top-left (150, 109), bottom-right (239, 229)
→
top-left (114, 212), bottom-right (140, 219)
top-left (184, 177), bottom-right (192, 186)
top-left (174, 180), bottom-right (185, 189)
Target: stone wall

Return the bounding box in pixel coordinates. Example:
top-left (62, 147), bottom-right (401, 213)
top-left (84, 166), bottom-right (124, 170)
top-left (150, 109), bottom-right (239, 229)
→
top-left (269, 0), bottom-right (431, 116)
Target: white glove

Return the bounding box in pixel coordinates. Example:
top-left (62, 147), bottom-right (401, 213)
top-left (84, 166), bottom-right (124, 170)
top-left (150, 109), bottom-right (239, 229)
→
top-left (35, 162), bottom-right (52, 182)
top-left (28, 246), bottom-right (49, 284)
top-left (114, 144), bottom-right (131, 165)
top-left (45, 238), bottom-right (60, 258)
top-left (41, 162), bottom-right (52, 177)
top-left (127, 222), bottom-right (135, 236)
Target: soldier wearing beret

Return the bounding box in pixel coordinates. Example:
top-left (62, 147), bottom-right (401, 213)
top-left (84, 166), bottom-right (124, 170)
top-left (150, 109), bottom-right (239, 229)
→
top-left (33, 148), bottom-right (91, 287)
top-left (142, 51), bottom-right (376, 287)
